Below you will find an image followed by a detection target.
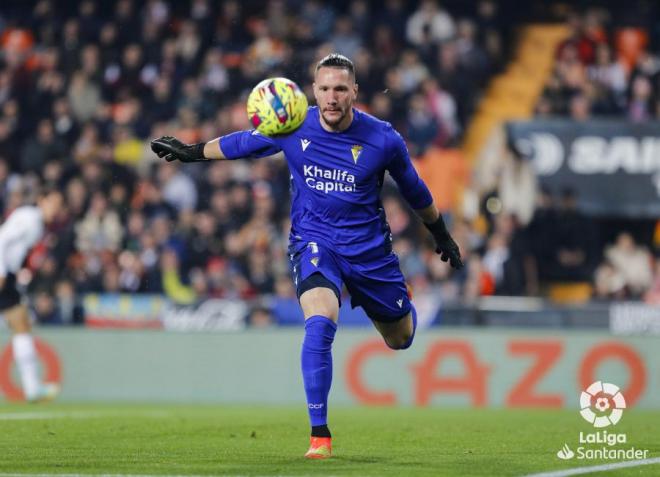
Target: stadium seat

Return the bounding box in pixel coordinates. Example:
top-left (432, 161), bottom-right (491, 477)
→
top-left (548, 282), bottom-right (594, 304)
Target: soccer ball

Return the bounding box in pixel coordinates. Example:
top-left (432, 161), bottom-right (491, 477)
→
top-left (246, 77), bottom-right (308, 136)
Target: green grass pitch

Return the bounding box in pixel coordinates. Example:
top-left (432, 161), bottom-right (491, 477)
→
top-left (0, 404), bottom-right (658, 476)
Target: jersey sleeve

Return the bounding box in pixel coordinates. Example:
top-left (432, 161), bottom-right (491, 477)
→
top-left (219, 130), bottom-right (282, 160)
top-left (0, 221), bottom-right (21, 277)
top-left (0, 209), bottom-right (41, 277)
top-left (385, 127), bottom-right (433, 210)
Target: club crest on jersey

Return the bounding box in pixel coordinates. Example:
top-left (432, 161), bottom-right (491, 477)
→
top-left (350, 145), bottom-right (363, 164)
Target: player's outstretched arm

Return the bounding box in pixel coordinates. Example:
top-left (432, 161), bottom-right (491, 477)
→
top-left (415, 203), bottom-right (463, 270)
top-left (385, 129), bottom-right (463, 270)
top-left (152, 132), bottom-right (281, 162)
top-left (150, 136), bottom-right (228, 162)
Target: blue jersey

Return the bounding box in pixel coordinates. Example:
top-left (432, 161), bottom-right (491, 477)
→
top-left (220, 107), bottom-right (433, 258)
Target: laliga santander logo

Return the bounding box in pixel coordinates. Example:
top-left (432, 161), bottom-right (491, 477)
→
top-left (558, 380), bottom-right (650, 461)
top-left (579, 381), bottom-right (626, 428)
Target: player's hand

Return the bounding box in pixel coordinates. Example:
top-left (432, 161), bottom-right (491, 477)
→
top-left (433, 232), bottom-right (463, 269)
top-left (425, 217), bottom-right (464, 269)
top-left (150, 136), bottom-right (206, 162)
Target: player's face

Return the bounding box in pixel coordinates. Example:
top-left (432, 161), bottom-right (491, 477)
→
top-left (313, 67), bottom-right (358, 131)
top-left (40, 192), bottom-right (63, 223)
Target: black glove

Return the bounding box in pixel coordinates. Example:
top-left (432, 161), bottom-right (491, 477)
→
top-left (150, 136), bottom-right (207, 162)
top-left (424, 216), bottom-right (463, 269)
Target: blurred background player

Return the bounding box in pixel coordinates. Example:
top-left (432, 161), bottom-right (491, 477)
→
top-left (151, 53), bottom-right (463, 459)
top-left (0, 189), bottom-right (63, 402)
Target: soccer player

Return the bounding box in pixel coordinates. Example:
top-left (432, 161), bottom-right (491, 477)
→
top-left (0, 188), bottom-right (63, 402)
top-left (151, 53), bottom-right (462, 459)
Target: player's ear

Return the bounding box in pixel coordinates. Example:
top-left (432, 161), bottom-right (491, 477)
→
top-left (352, 82), bottom-right (358, 100)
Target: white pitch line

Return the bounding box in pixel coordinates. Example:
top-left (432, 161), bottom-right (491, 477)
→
top-left (0, 475), bottom-right (213, 477)
top-left (0, 474), bottom-right (298, 477)
top-left (522, 456), bottom-right (660, 477)
top-left (0, 411), bottom-right (104, 420)
top-left (0, 410), bottom-right (171, 421)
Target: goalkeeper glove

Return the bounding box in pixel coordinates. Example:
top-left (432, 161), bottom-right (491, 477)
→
top-left (424, 216), bottom-right (464, 269)
top-left (150, 136), bottom-right (207, 162)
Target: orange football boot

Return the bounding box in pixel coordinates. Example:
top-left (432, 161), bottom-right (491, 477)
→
top-left (304, 436), bottom-right (332, 459)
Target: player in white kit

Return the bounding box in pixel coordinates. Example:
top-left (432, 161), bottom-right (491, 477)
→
top-left (0, 189), bottom-right (63, 402)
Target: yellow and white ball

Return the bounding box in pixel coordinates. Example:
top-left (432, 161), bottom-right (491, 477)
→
top-left (246, 77), bottom-right (308, 136)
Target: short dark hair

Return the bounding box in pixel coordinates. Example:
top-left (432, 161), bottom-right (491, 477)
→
top-left (315, 53), bottom-right (355, 78)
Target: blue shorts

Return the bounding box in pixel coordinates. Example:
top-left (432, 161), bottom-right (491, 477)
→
top-left (288, 240), bottom-right (412, 322)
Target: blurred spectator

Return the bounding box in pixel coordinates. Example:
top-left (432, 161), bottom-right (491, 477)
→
top-left (555, 13), bottom-right (598, 66)
top-left (331, 17), bottom-right (362, 60)
top-left (118, 250), bottom-right (143, 292)
top-left (527, 187), bottom-right (557, 281)
top-left (498, 140), bottom-right (538, 226)
top-left (0, 158), bottom-right (20, 211)
top-left (463, 254), bottom-right (494, 304)
top-left (455, 19), bottom-right (490, 80)
top-left (588, 43), bottom-right (626, 97)
top-left (482, 232), bottom-right (509, 289)
top-left (348, 1), bottom-right (370, 40)
top-left (246, 250), bottom-right (274, 294)
top-left (398, 50), bottom-right (429, 94)
top-left (158, 163), bottom-right (198, 213)
top-left (68, 71), bottom-right (101, 122)
top-left (475, 0), bottom-right (503, 62)
top-left (421, 78), bottom-right (458, 145)
top-left (52, 97), bottom-right (78, 147)
top-left (546, 189), bottom-right (598, 281)
top-left (54, 279), bottom-right (84, 325)
top-left (300, 0), bottom-right (335, 42)
top-left (627, 75), bottom-right (653, 122)
top-left (20, 119), bottom-right (66, 173)
top-left (33, 289), bottom-right (61, 324)
top-left (371, 24), bottom-right (401, 72)
top-left (75, 191), bottom-right (123, 253)
top-left (643, 259), bottom-right (660, 304)
top-left (406, 0), bottom-right (455, 46)
top-left (594, 261), bottom-right (627, 299)
top-left (406, 94), bottom-right (438, 156)
top-left (394, 237), bottom-right (427, 283)
top-left (161, 248), bottom-right (196, 304)
top-left (247, 306), bottom-right (275, 328)
top-left (599, 232), bottom-right (653, 297)
top-left (569, 92), bottom-right (592, 121)
top-left (500, 215), bottom-right (538, 296)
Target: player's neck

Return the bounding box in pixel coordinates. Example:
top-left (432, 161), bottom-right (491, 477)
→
top-left (319, 108), bottom-right (354, 133)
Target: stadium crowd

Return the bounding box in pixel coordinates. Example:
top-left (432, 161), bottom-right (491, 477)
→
top-left (470, 5), bottom-right (660, 305)
top-left (0, 0), bottom-right (506, 324)
top-left (0, 1), bottom-right (658, 326)
top-left (535, 7), bottom-right (660, 300)
top-left (535, 8), bottom-right (660, 121)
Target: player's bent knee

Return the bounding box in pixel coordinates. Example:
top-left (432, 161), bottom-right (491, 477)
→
top-left (384, 331), bottom-right (414, 350)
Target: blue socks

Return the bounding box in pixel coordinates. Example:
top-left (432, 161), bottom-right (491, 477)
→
top-left (300, 308), bottom-right (414, 432)
top-left (398, 304), bottom-right (417, 350)
top-left (301, 315), bottom-right (337, 428)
